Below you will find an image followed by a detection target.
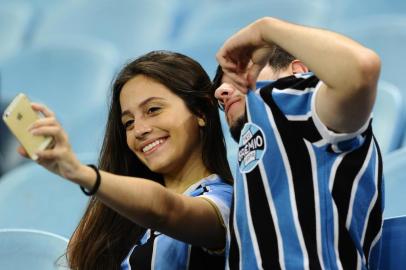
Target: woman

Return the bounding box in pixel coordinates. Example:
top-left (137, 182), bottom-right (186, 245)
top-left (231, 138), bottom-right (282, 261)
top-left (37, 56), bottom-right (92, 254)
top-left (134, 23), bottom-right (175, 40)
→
top-left (22, 51), bottom-right (233, 269)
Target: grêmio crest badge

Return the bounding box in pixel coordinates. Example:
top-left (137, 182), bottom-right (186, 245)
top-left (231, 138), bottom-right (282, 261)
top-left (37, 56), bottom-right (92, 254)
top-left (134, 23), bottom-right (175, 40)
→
top-left (238, 122), bottom-right (266, 173)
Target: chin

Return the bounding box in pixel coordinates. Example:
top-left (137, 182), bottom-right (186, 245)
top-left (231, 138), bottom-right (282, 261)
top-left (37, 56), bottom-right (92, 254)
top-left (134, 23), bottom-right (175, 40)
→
top-left (229, 114), bottom-right (247, 142)
top-left (147, 161), bottom-right (172, 175)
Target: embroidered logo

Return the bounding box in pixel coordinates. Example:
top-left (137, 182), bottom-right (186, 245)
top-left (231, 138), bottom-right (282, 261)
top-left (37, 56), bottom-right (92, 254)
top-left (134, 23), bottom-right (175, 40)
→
top-left (238, 122), bottom-right (266, 173)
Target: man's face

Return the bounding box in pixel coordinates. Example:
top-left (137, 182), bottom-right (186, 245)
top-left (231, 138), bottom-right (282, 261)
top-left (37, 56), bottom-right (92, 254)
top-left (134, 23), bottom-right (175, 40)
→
top-left (214, 74), bottom-right (248, 141)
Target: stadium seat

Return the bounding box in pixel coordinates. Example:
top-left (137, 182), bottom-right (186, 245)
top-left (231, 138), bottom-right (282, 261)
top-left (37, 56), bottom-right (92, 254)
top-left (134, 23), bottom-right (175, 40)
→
top-left (0, 2), bottom-right (33, 63)
top-left (30, 0), bottom-right (174, 63)
top-left (170, 38), bottom-right (223, 79)
top-left (378, 216), bottom-right (406, 270)
top-left (326, 0), bottom-right (406, 22)
top-left (68, 102), bottom-right (109, 153)
top-left (176, 0), bottom-right (329, 45)
top-left (331, 15), bottom-right (406, 104)
top-left (383, 147), bottom-right (406, 218)
top-left (372, 81), bottom-right (406, 154)
top-left (0, 40), bottom-right (119, 131)
top-left (0, 228), bottom-right (68, 270)
top-left (0, 152), bottom-right (97, 238)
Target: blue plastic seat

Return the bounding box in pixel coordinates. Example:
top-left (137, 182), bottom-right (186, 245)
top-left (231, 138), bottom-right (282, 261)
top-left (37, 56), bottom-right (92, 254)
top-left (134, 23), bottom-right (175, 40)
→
top-left (372, 81), bottom-right (406, 154)
top-left (176, 0), bottom-right (329, 46)
top-left (383, 147), bottom-right (406, 218)
top-left (0, 152), bottom-right (97, 238)
top-left (331, 15), bottom-right (406, 105)
top-left (0, 40), bottom-right (119, 131)
top-left (378, 216), bottom-right (406, 270)
top-left (0, 2), bottom-right (33, 62)
top-left (30, 0), bottom-right (174, 63)
top-left (68, 103), bottom-right (109, 153)
top-left (170, 38), bottom-right (223, 79)
top-left (326, 0), bottom-right (406, 22)
top-left (0, 228), bottom-right (68, 270)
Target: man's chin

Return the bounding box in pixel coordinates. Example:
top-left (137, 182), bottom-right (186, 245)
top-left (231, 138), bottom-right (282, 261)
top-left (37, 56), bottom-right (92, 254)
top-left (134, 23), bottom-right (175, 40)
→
top-left (229, 115), bottom-right (247, 142)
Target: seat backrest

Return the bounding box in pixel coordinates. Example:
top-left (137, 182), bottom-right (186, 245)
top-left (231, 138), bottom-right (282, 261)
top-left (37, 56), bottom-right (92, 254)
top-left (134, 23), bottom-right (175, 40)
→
top-left (372, 81), bottom-right (406, 154)
top-left (168, 38), bottom-right (223, 79)
top-left (383, 147), bottom-right (406, 218)
top-left (0, 152), bottom-right (97, 237)
top-left (0, 40), bottom-right (119, 129)
top-left (331, 15), bottom-right (406, 105)
top-left (326, 0), bottom-right (406, 22)
top-left (67, 102), bottom-right (108, 153)
top-left (0, 2), bottom-right (33, 63)
top-left (31, 0), bottom-right (174, 62)
top-left (177, 0), bottom-right (329, 45)
top-left (0, 228), bottom-right (68, 270)
top-left (378, 216), bottom-right (406, 270)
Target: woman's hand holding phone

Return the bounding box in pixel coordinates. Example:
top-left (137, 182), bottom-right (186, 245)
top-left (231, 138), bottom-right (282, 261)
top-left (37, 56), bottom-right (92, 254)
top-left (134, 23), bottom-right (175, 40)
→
top-left (24, 103), bottom-right (83, 181)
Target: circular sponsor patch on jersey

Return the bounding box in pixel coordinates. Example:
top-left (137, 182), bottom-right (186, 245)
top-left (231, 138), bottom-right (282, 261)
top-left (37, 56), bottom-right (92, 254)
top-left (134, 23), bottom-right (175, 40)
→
top-left (238, 122), bottom-right (266, 173)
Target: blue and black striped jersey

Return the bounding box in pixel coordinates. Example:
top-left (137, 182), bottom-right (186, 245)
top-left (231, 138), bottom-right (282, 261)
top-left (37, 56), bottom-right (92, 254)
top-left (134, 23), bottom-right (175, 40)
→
top-left (121, 174), bottom-right (232, 270)
top-left (226, 74), bottom-right (383, 270)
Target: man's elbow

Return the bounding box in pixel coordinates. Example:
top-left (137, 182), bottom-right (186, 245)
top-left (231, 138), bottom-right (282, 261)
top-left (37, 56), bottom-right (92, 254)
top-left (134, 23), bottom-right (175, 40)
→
top-left (354, 49), bottom-right (381, 91)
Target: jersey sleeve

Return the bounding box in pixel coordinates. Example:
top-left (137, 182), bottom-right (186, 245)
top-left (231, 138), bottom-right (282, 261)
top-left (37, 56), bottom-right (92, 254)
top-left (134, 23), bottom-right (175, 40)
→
top-left (198, 180), bottom-right (233, 229)
top-left (311, 80), bottom-right (371, 152)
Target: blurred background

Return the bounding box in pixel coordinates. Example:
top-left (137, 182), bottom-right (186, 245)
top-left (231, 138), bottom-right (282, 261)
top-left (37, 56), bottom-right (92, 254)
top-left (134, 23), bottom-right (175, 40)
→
top-left (0, 0), bottom-right (405, 268)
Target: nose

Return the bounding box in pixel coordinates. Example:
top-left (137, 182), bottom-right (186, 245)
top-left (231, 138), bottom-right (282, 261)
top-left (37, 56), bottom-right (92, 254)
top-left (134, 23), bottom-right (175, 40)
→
top-left (134, 123), bottom-right (152, 140)
top-left (214, 83), bottom-right (235, 108)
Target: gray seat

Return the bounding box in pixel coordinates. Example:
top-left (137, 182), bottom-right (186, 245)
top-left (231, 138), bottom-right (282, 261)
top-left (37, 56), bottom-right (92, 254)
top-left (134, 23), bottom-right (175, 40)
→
top-left (0, 228), bottom-right (68, 270)
top-left (0, 152), bottom-right (97, 238)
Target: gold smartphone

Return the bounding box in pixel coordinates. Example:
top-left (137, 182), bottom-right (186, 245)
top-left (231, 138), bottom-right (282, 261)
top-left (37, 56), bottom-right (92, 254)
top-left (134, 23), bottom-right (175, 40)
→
top-left (2, 93), bottom-right (53, 160)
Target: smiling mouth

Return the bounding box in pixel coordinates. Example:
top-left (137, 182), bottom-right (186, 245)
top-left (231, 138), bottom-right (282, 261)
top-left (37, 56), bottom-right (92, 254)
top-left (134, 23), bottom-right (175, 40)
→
top-left (142, 138), bottom-right (167, 153)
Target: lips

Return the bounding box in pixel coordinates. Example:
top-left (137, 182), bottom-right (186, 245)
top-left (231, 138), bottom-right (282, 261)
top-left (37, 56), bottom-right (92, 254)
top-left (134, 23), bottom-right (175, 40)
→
top-left (138, 137), bottom-right (168, 155)
top-left (224, 97), bottom-right (242, 115)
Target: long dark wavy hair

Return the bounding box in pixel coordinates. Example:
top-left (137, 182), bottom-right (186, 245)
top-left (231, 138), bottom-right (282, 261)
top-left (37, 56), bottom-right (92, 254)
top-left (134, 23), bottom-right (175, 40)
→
top-left (66, 51), bottom-right (233, 269)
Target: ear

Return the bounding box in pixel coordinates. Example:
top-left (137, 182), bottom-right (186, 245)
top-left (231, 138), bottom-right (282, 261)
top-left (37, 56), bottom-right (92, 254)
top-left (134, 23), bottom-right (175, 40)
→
top-left (197, 117), bottom-right (206, 127)
top-left (291, 60), bottom-right (309, 74)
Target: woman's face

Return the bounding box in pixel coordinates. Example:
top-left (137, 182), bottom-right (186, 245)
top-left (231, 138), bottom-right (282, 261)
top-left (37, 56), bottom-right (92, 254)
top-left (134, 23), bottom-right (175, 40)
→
top-left (119, 75), bottom-right (204, 175)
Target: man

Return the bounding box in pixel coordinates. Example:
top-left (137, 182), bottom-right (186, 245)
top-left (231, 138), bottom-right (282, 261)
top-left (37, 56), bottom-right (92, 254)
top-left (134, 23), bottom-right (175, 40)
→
top-left (213, 17), bottom-right (383, 269)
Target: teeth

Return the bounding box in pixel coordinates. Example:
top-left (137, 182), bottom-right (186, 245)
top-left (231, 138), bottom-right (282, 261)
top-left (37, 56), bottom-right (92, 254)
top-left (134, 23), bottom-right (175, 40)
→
top-left (142, 139), bottom-right (164, 153)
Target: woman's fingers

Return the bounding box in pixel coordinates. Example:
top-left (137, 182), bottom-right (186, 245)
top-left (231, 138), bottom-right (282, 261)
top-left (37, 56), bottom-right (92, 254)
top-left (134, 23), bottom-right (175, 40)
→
top-left (30, 126), bottom-right (66, 142)
top-left (28, 117), bottom-right (58, 131)
top-left (17, 146), bottom-right (29, 158)
top-left (36, 148), bottom-right (60, 160)
top-left (28, 103), bottom-right (67, 144)
top-left (31, 103), bottom-right (55, 118)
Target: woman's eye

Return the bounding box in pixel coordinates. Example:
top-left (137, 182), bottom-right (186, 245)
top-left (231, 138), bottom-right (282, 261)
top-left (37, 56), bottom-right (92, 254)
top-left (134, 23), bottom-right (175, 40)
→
top-left (124, 119), bottom-right (134, 129)
top-left (147, 107), bottom-right (161, 114)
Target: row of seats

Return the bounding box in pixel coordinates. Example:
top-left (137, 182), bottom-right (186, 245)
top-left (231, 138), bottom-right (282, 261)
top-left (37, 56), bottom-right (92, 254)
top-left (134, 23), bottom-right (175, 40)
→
top-left (0, 0), bottom-right (405, 170)
top-left (0, 1), bottom-right (405, 269)
top-left (1, 0), bottom-right (406, 72)
top-left (1, 216), bottom-right (405, 269)
top-left (1, 146), bottom-right (405, 237)
top-left (1, 217), bottom-right (405, 269)
top-left (0, 145), bottom-right (406, 268)
top-left (0, 26), bottom-right (405, 176)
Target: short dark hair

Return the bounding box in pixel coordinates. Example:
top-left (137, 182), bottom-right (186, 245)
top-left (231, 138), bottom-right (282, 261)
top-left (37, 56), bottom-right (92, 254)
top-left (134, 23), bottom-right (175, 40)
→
top-left (268, 46), bottom-right (295, 71)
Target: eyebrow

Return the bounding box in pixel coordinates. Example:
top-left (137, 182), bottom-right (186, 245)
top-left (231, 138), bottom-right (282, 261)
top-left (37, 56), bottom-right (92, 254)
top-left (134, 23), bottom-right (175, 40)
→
top-left (121, 97), bottom-right (166, 118)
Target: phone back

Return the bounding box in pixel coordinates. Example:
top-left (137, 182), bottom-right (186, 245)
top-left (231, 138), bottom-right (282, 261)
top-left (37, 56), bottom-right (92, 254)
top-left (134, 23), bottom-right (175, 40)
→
top-left (2, 93), bottom-right (52, 160)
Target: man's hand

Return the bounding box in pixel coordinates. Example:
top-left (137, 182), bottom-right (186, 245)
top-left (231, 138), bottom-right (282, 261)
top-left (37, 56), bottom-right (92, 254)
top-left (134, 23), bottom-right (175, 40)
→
top-left (216, 18), bottom-right (273, 91)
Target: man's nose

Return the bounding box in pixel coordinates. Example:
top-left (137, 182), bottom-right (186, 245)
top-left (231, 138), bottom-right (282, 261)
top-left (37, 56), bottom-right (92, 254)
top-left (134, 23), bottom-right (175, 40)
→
top-left (214, 83), bottom-right (235, 101)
